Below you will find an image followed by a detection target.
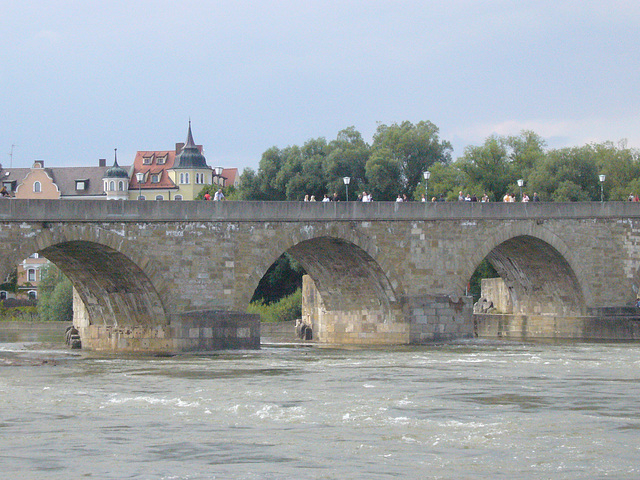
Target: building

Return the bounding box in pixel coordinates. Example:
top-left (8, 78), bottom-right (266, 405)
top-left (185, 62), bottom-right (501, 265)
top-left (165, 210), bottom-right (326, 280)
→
top-left (131, 122), bottom-right (221, 201)
top-left (2, 158), bottom-right (131, 200)
top-left (15, 253), bottom-right (48, 300)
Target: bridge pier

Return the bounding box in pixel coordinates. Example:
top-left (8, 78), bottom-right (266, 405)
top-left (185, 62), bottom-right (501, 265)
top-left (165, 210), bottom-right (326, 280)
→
top-left (301, 276), bottom-right (474, 344)
top-left (73, 290), bottom-right (260, 353)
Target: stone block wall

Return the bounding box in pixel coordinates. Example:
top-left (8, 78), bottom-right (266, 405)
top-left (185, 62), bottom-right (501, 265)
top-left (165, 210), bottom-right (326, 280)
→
top-left (480, 278), bottom-right (512, 313)
top-left (406, 294), bottom-right (474, 343)
top-left (79, 310), bottom-right (260, 353)
top-left (302, 275), bottom-right (474, 344)
top-left (474, 313), bottom-right (640, 341)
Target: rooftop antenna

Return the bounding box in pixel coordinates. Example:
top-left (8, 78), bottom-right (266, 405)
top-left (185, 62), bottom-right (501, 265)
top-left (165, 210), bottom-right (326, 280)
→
top-left (8, 144), bottom-right (17, 168)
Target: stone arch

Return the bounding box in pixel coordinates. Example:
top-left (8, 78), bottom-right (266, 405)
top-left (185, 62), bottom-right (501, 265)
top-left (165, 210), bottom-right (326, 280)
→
top-left (240, 223), bottom-right (403, 311)
top-left (462, 223), bottom-right (588, 315)
top-left (21, 224), bottom-right (167, 327)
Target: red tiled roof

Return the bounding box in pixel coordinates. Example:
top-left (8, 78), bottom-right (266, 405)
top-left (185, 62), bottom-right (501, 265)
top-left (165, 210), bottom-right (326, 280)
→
top-left (131, 150), bottom-right (177, 189)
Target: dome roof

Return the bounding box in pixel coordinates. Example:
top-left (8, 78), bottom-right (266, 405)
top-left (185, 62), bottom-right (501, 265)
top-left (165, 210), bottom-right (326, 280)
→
top-left (174, 122), bottom-right (209, 169)
top-left (105, 149), bottom-right (129, 178)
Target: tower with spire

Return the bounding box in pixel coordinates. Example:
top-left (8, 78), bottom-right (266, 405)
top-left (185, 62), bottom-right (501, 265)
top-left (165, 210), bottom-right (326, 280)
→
top-left (103, 149), bottom-right (130, 200)
top-left (168, 121), bottom-right (213, 200)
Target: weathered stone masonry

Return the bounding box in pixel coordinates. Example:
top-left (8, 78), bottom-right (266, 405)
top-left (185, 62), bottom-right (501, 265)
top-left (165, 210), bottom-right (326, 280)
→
top-left (1, 199), bottom-right (640, 351)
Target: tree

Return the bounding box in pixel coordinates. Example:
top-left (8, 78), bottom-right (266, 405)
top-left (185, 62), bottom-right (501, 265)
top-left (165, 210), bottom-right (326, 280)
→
top-left (37, 264), bottom-right (73, 322)
top-left (365, 149), bottom-right (402, 201)
top-left (457, 136), bottom-right (513, 200)
top-left (371, 120), bottom-right (452, 197)
top-left (251, 253), bottom-right (306, 305)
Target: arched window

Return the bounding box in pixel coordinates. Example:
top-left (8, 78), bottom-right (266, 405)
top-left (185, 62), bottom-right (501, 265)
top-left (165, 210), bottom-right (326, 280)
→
top-left (33, 181), bottom-right (41, 193)
top-left (28, 290), bottom-right (37, 300)
top-left (184, 173), bottom-right (190, 184)
top-left (155, 195), bottom-right (164, 201)
top-left (28, 268), bottom-right (37, 282)
top-left (118, 181), bottom-right (124, 191)
top-left (103, 181), bottom-right (108, 192)
top-left (109, 180), bottom-right (115, 191)
top-left (174, 195), bottom-right (183, 201)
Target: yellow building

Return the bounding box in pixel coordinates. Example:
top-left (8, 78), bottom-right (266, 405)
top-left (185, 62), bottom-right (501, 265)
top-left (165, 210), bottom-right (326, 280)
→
top-left (130, 122), bottom-right (217, 201)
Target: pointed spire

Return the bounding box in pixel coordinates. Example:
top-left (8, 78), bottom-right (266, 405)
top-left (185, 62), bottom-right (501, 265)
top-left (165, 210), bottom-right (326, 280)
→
top-left (184, 120), bottom-right (196, 149)
top-left (104, 147), bottom-right (128, 178)
top-left (175, 120), bottom-right (209, 169)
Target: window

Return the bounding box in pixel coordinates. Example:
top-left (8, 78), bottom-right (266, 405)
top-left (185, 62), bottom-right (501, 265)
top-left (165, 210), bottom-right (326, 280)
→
top-left (142, 155), bottom-right (153, 165)
top-left (180, 173), bottom-right (190, 184)
top-left (3, 181), bottom-right (16, 192)
top-left (151, 174), bottom-right (160, 184)
top-left (28, 268), bottom-right (37, 282)
top-left (33, 181), bottom-right (41, 193)
top-left (28, 290), bottom-right (37, 300)
top-left (138, 195), bottom-right (146, 201)
top-left (118, 181), bottom-right (125, 191)
top-left (156, 154), bottom-right (167, 165)
top-left (75, 180), bottom-right (87, 191)
top-left (195, 173), bottom-right (204, 184)
top-left (155, 195), bottom-right (164, 201)
top-left (0, 291), bottom-right (7, 300)
top-left (109, 180), bottom-right (115, 191)
top-left (174, 195), bottom-right (183, 201)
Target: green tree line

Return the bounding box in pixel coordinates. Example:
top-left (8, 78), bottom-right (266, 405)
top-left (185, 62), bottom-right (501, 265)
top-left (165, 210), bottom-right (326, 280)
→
top-left (230, 122), bottom-right (639, 203)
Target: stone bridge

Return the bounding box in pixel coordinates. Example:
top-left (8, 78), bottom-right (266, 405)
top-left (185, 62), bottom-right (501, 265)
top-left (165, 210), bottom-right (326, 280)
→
top-left (1, 199), bottom-right (639, 351)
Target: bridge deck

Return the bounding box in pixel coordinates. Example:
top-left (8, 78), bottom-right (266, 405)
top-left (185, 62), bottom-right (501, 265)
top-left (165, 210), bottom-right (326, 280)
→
top-left (1, 199), bottom-right (640, 222)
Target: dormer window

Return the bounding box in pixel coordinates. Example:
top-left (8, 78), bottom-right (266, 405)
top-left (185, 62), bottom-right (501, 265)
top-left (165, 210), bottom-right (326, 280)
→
top-left (33, 181), bottom-right (41, 193)
top-left (142, 155), bottom-right (154, 165)
top-left (151, 173), bottom-right (160, 184)
top-left (156, 154), bottom-right (167, 165)
top-left (75, 180), bottom-right (88, 191)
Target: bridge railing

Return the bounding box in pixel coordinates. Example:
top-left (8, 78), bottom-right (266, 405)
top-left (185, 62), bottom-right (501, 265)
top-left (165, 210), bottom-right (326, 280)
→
top-left (1, 199), bottom-right (639, 222)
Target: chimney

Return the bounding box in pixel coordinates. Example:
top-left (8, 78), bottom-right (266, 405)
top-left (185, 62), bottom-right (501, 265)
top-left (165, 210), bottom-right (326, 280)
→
top-left (176, 143), bottom-right (184, 153)
top-left (99, 158), bottom-right (106, 167)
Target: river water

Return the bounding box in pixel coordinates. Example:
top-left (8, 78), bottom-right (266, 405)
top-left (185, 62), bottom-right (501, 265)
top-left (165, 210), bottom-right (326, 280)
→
top-left (1, 334), bottom-right (639, 479)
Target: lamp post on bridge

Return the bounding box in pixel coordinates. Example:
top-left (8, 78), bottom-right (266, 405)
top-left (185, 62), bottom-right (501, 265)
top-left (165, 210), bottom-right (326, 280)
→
top-left (517, 178), bottom-right (524, 201)
top-left (423, 170), bottom-right (431, 199)
top-left (213, 167), bottom-right (225, 186)
top-left (599, 174), bottom-right (606, 202)
top-left (136, 172), bottom-right (144, 200)
top-left (343, 176), bottom-right (350, 201)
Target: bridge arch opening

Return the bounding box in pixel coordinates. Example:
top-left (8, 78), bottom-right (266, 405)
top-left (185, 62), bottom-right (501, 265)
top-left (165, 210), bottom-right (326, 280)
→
top-left (250, 236), bottom-right (402, 343)
top-left (470, 235), bottom-right (585, 316)
top-left (38, 240), bottom-right (167, 328)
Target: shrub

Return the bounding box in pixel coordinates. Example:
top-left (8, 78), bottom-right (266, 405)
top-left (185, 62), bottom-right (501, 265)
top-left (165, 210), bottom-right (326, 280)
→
top-left (248, 288), bottom-right (302, 323)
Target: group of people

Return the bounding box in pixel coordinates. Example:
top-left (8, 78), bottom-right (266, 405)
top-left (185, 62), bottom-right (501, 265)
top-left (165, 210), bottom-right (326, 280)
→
top-left (303, 193), bottom-right (341, 202)
top-left (457, 192), bottom-right (490, 203)
top-left (203, 189), bottom-right (225, 201)
top-left (628, 194), bottom-right (640, 202)
top-left (502, 192), bottom-right (540, 202)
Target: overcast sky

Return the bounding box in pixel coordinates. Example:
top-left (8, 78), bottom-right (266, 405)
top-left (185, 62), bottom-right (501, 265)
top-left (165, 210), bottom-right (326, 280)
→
top-left (1, 1), bottom-right (639, 171)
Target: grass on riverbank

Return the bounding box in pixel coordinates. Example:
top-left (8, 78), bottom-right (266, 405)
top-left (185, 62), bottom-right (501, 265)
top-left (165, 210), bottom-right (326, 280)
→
top-left (0, 306), bottom-right (39, 322)
top-left (248, 289), bottom-right (302, 323)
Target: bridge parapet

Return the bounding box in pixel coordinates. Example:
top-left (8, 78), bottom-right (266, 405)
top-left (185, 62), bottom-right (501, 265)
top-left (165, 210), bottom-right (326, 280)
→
top-left (2, 199), bottom-right (640, 222)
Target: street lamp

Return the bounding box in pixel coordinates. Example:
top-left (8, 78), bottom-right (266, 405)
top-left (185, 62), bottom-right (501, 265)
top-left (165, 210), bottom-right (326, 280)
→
top-left (599, 174), bottom-right (606, 202)
top-left (517, 178), bottom-right (524, 200)
top-left (214, 167), bottom-right (224, 186)
top-left (136, 172), bottom-right (144, 200)
top-left (423, 171), bottom-right (431, 199)
top-left (343, 176), bottom-right (351, 201)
